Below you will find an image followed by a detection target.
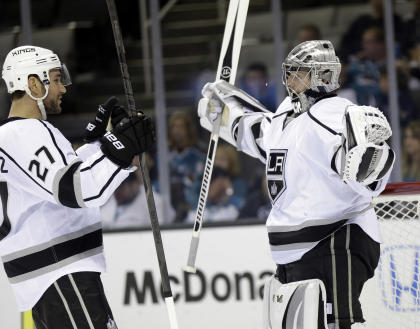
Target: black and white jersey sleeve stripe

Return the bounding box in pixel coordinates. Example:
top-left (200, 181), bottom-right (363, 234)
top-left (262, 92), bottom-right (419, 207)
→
top-left (235, 113), bottom-right (272, 163)
top-left (52, 150), bottom-right (133, 208)
top-left (83, 167), bottom-right (122, 202)
top-left (77, 150), bottom-right (134, 207)
top-left (52, 159), bottom-right (84, 208)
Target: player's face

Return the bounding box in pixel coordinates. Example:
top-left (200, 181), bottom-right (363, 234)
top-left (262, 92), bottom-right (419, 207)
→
top-left (43, 69), bottom-right (67, 114)
top-left (286, 71), bottom-right (311, 94)
top-left (170, 118), bottom-right (189, 149)
top-left (404, 128), bottom-right (420, 155)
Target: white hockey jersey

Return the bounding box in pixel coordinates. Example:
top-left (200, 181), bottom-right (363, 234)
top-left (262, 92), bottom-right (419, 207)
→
top-left (201, 95), bottom-right (391, 265)
top-left (0, 117), bottom-right (134, 311)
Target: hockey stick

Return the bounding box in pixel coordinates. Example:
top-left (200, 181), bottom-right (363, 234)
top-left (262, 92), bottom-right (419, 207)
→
top-left (183, 0), bottom-right (249, 273)
top-left (105, 1), bottom-right (179, 328)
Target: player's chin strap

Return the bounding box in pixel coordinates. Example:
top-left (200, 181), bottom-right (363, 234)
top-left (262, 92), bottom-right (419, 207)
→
top-left (24, 85), bottom-right (49, 120)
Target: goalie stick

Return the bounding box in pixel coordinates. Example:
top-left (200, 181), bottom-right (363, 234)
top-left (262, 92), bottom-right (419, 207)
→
top-left (184, 0), bottom-right (249, 273)
top-left (105, 1), bottom-right (179, 328)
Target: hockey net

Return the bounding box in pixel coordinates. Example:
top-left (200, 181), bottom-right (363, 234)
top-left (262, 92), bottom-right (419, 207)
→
top-left (361, 182), bottom-right (420, 329)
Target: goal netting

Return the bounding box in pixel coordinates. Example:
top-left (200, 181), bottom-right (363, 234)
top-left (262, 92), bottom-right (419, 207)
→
top-left (361, 182), bottom-right (420, 329)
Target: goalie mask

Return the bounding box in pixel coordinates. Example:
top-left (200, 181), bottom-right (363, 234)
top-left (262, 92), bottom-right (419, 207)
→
top-left (2, 45), bottom-right (71, 120)
top-left (282, 40), bottom-right (341, 113)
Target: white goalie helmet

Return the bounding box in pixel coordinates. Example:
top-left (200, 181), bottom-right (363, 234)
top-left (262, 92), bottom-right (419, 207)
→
top-left (282, 40), bottom-right (341, 113)
top-left (2, 45), bottom-right (71, 119)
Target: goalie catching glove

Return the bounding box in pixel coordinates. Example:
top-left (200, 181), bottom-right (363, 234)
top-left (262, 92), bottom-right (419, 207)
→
top-left (342, 105), bottom-right (395, 186)
top-left (100, 115), bottom-right (155, 168)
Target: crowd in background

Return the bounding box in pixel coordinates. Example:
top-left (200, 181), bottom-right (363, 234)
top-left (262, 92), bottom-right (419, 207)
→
top-left (0, 0), bottom-right (419, 228)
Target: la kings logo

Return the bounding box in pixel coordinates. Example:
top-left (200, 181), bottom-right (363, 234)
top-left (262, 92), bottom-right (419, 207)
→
top-left (266, 149), bottom-right (287, 204)
top-left (11, 47), bottom-right (36, 56)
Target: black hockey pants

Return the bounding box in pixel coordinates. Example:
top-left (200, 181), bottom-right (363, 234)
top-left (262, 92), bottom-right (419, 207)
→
top-left (276, 224), bottom-right (380, 329)
top-left (32, 272), bottom-right (117, 329)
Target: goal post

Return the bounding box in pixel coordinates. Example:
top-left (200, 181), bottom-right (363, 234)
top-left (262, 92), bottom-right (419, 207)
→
top-left (361, 182), bottom-right (420, 329)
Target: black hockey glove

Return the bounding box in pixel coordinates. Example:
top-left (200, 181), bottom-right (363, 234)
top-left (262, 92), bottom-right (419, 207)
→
top-left (110, 103), bottom-right (129, 128)
top-left (100, 115), bottom-right (155, 168)
top-left (84, 97), bottom-right (128, 142)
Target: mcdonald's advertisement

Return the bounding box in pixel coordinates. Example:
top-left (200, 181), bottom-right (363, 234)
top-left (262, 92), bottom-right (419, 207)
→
top-left (1, 221), bottom-right (420, 329)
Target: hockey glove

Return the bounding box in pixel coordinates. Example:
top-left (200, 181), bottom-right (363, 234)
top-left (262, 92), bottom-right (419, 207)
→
top-left (110, 103), bottom-right (129, 128)
top-left (342, 105), bottom-right (395, 186)
top-left (199, 80), bottom-right (269, 126)
top-left (84, 96), bottom-right (127, 142)
top-left (100, 115), bottom-right (155, 168)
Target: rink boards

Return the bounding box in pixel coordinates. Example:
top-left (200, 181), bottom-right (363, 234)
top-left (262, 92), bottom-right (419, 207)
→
top-left (0, 221), bottom-right (419, 328)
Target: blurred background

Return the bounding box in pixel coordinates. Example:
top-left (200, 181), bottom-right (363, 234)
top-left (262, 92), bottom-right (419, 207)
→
top-left (0, 0), bottom-right (419, 230)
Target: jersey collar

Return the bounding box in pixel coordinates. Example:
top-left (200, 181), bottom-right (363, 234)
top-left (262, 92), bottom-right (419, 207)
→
top-left (0, 117), bottom-right (26, 127)
top-left (314, 93), bottom-right (337, 104)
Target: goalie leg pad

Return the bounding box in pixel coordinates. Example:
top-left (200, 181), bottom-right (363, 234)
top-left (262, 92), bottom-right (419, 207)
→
top-left (263, 275), bottom-right (328, 329)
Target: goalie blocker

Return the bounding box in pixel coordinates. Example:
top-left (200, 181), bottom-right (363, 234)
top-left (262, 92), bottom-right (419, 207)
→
top-left (341, 105), bottom-right (394, 187)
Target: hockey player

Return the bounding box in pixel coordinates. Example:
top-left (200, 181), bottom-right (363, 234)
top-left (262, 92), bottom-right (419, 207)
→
top-left (198, 40), bottom-right (394, 328)
top-left (0, 45), bottom-right (155, 328)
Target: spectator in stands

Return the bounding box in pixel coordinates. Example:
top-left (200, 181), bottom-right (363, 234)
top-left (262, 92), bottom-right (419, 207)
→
top-left (296, 24), bottom-right (321, 44)
top-left (402, 120), bottom-right (420, 182)
top-left (168, 111), bottom-right (205, 222)
top-left (239, 175), bottom-right (271, 220)
top-left (346, 26), bottom-right (386, 106)
top-left (101, 170), bottom-right (174, 229)
top-left (288, 24), bottom-right (322, 58)
top-left (186, 144), bottom-right (247, 222)
top-left (377, 66), bottom-right (418, 128)
top-left (402, 0), bottom-right (420, 86)
top-left (402, 0), bottom-right (420, 57)
top-left (339, 0), bottom-right (404, 63)
top-left (239, 63), bottom-right (277, 112)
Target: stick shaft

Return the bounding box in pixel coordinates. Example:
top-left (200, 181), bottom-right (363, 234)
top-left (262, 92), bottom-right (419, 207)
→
top-left (104, 0), bottom-right (177, 321)
top-left (185, 0), bottom-right (249, 272)
top-left (105, 0), bottom-right (136, 115)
